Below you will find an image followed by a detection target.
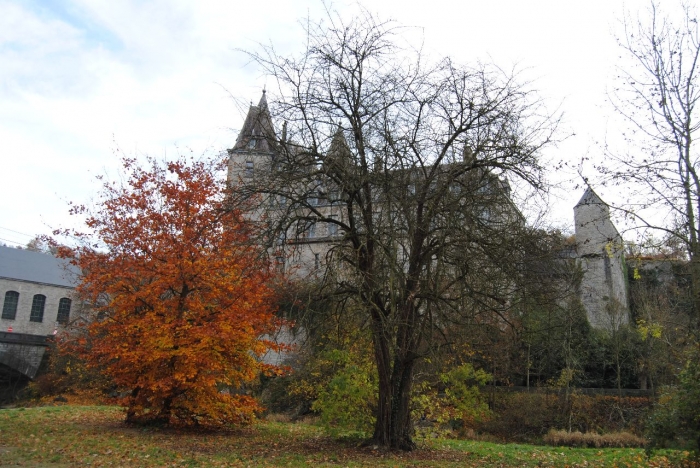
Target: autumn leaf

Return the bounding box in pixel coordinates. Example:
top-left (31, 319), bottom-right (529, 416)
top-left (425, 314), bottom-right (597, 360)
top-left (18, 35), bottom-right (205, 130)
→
top-left (56, 154), bottom-right (287, 428)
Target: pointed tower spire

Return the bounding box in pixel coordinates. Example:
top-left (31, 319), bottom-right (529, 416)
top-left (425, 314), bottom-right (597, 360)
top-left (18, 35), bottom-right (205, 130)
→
top-left (324, 124), bottom-right (352, 174)
top-left (575, 187), bottom-right (607, 207)
top-left (232, 90), bottom-right (277, 153)
top-left (258, 88), bottom-right (268, 111)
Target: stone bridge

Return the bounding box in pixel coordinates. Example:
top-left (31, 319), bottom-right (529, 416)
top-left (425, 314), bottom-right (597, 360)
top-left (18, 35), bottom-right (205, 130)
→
top-left (0, 331), bottom-right (50, 379)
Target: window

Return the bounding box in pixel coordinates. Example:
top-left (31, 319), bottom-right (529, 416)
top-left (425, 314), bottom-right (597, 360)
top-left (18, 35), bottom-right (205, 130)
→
top-left (57, 298), bottom-right (72, 324)
top-left (30, 294), bottom-right (46, 322)
top-left (2, 291), bottom-right (19, 320)
top-left (245, 160), bottom-right (254, 178)
top-left (275, 256), bottom-right (285, 273)
top-left (314, 180), bottom-right (324, 204)
top-left (247, 138), bottom-right (256, 149)
top-left (308, 223), bottom-right (316, 238)
top-left (308, 192), bottom-right (319, 206)
top-left (314, 253), bottom-right (320, 270)
top-left (328, 190), bottom-right (339, 205)
top-left (328, 215), bottom-right (338, 237)
top-left (478, 208), bottom-right (492, 223)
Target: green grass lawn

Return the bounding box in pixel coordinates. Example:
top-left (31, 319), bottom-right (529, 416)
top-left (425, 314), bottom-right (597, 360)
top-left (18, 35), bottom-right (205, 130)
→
top-left (0, 405), bottom-right (694, 467)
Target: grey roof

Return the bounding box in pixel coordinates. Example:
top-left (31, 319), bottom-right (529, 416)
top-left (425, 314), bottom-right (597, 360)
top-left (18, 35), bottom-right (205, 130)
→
top-left (0, 245), bottom-right (80, 288)
top-left (575, 187), bottom-right (607, 207)
top-left (231, 91), bottom-right (278, 153)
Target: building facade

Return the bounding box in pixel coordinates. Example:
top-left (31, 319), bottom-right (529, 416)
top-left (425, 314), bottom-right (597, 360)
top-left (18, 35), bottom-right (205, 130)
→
top-left (0, 245), bottom-right (80, 336)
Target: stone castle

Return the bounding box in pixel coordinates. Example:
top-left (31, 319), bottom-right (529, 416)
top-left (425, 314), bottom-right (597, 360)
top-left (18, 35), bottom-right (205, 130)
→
top-left (228, 92), bottom-right (630, 329)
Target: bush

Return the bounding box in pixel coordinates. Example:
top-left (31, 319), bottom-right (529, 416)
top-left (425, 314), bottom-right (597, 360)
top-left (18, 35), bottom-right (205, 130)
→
top-left (310, 348), bottom-right (377, 439)
top-left (413, 363), bottom-right (491, 438)
top-left (479, 391), bottom-right (652, 442)
top-left (478, 392), bottom-right (563, 441)
top-left (570, 394), bottom-right (652, 435)
top-left (647, 346), bottom-right (700, 454)
top-left (21, 343), bottom-right (113, 405)
top-left (544, 429), bottom-right (646, 448)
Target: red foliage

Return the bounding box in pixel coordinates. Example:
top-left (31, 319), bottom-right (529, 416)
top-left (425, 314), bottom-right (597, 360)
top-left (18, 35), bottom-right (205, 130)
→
top-left (56, 155), bottom-right (285, 428)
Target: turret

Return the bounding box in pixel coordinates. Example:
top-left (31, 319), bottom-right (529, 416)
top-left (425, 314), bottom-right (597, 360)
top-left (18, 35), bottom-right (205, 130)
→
top-left (573, 187), bottom-right (629, 329)
top-left (574, 188), bottom-right (620, 257)
top-left (227, 91), bottom-right (278, 184)
top-left (231, 90), bottom-right (277, 154)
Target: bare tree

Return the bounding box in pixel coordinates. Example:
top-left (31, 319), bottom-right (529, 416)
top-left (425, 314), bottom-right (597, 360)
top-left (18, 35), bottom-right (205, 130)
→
top-left (603, 1), bottom-right (700, 322)
top-left (237, 10), bottom-right (558, 449)
top-left (25, 235), bottom-right (57, 255)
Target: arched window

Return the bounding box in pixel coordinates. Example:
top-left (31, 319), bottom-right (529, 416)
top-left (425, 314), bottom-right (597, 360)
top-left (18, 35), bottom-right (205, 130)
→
top-left (2, 291), bottom-right (19, 320)
top-left (57, 298), bottom-right (72, 324)
top-left (30, 294), bottom-right (46, 322)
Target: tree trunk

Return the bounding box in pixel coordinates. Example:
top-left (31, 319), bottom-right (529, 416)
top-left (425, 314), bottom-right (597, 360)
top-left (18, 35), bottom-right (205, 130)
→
top-left (370, 313), bottom-right (392, 447)
top-left (389, 357), bottom-right (417, 450)
top-left (367, 315), bottom-right (417, 451)
top-left (690, 247), bottom-right (700, 327)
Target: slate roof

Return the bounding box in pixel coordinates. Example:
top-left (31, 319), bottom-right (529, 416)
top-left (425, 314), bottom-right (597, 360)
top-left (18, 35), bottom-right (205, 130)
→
top-left (575, 187), bottom-right (607, 207)
top-left (231, 91), bottom-right (278, 153)
top-left (0, 245), bottom-right (79, 288)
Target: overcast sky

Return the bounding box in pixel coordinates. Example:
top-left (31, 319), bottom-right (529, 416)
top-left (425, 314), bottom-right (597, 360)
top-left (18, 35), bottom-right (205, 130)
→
top-left (1, 0), bottom-right (634, 247)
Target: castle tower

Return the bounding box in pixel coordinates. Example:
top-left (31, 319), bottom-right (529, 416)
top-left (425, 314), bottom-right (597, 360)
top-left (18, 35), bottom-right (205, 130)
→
top-left (227, 93), bottom-right (337, 278)
top-left (574, 188), bottom-right (629, 329)
top-left (227, 90), bottom-right (278, 185)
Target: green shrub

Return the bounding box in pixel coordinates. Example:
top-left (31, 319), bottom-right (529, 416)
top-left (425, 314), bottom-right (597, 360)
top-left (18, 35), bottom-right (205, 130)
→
top-left (413, 363), bottom-right (491, 438)
top-left (647, 346), bottom-right (700, 454)
top-left (311, 348), bottom-right (377, 438)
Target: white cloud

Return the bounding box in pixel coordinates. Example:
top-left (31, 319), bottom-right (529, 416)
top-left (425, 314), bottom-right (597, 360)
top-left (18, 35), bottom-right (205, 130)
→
top-left (0, 0), bottom-right (650, 243)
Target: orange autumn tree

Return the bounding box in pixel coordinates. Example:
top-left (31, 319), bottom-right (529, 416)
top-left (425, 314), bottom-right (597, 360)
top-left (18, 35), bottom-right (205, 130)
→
top-left (57, 154), bottom-right (283, 428)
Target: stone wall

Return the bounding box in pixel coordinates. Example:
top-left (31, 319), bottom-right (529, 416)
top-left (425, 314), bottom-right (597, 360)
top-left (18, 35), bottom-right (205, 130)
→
top-left (574, 189), bottom-right (629, 329)
top-left (0, 278), bottom-right (75, 335)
